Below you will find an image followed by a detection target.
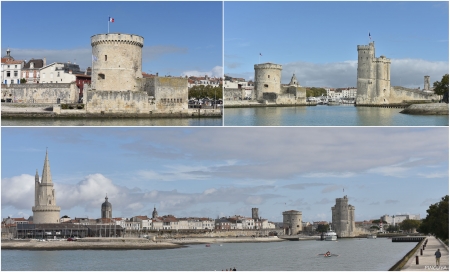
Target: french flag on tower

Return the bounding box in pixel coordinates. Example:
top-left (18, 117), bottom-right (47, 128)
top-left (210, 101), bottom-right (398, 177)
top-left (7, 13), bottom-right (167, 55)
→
top-left (109, 17), bottom-right (114, 23)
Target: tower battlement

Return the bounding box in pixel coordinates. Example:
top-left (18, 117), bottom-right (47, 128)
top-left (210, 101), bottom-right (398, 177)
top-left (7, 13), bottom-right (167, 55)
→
top-left (91, 33), bottom-right (144, 47)
top-left (357, 42), bottom-right (375, 51)
top-left (254, 63), bottom-right (282, 70)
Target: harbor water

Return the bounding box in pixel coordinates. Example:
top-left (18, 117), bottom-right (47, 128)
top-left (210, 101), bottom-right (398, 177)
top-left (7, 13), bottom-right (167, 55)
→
top-left (2, 238), bottom-right (416, 271)
top-left (1, 117), bottom-right (223, 126)
top-left (224, 105), bottom-right (449, 126)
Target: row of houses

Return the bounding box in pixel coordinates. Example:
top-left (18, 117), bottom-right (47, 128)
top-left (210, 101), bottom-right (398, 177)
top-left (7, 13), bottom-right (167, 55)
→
top-left (188, 75), bottom-right (222, 89)
top-left (2, 214), bottom-right (276, 232)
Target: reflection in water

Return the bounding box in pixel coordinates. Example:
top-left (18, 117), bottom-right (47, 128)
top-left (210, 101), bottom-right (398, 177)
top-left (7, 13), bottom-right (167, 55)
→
top-left (1, 117), bottom-right (223, 126)
top-left (225, 105), bottom-right (449, 126)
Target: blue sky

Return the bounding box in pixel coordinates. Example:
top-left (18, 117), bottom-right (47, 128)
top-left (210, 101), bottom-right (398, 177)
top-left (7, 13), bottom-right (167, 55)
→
top-left (225, 1), bottom-right (449, 88)
top-left (1, 1), bottom-right (223, 77)
top-left (2, 127), bottom-right (448, 223)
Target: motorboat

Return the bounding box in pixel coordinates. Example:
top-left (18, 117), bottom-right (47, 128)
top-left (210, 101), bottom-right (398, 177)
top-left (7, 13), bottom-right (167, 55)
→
top-left (367, 234), bottom-right (377, 239)
top-left (324, 227), bottom-right (337, 241)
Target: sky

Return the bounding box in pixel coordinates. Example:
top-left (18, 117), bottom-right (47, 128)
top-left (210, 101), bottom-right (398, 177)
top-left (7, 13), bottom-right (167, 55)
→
top-left (225, 1), bottom-right (449, 88)
top-left (1, 1), bottom-right (223, 78)
top-left (2, 127), bottom-right (448, 223)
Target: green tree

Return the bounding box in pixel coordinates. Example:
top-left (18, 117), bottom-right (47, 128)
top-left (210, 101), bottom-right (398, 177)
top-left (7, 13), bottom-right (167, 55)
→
top-left (306, 87), bottom-right (327, 97)
top-left (399, 219), bottom-right (421, 233)
top-left (316, 224), bottom-right (329, 233)
top-left (371, 219), bottom-right (387, 224)
top-left (370, 225), bottom-right (380, 230)
top-left (419, 195), bottom-right (449, 242)
top-left (189, 85), bottom-right (222, 99)
top-left (20, 78), bottom-right (27, 84)
top-left (433, 74), bottom-right (449, 96)
top-left (386, 225), bottom-right (400, 232)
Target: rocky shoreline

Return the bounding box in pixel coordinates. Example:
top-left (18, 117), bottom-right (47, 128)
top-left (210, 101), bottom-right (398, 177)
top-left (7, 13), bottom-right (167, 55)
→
top-left (400, 103), bottom-right (449, 115)
top-left (1, 236), bottom-right (286, 251)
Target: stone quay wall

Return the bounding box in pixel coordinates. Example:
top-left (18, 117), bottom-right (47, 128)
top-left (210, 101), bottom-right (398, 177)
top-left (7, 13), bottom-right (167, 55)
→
top-left (1, 83), bottom-right (79, 104)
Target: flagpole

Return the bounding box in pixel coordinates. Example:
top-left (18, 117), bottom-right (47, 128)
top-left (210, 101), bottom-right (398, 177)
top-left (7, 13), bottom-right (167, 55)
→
top-left (108, 17), bottom-right (109, 33)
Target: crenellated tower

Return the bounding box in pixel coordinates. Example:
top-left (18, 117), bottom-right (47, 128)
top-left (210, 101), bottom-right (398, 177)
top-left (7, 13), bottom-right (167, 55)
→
top-left (356, 42), bottom-right (391, 104)
top-left (91, 33), bottom-right (144, 92)
top-left (331, 195), bottom-right (355, 238)
top-left (254, 63), bottom-right (282, 101)
top-left (32, 150), bottom-right (61, 224)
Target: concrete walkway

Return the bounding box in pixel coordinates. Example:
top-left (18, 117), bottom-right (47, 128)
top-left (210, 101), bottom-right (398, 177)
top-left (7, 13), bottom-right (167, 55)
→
top-left (401, 236), bottom-right (448, 270)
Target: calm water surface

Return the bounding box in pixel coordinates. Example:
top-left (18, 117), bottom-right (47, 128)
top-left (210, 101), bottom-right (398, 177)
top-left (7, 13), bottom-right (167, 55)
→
top-left (2, 239), bottom-right (416, 271)
top-left (224, 105), bottom-right (449, 126)
top-left (1, 117), bottom-right (223, 126)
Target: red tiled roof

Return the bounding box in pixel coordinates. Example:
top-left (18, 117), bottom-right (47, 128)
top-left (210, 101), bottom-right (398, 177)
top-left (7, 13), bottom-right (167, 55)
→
top-left (1, 58), bottom-right (24, 64)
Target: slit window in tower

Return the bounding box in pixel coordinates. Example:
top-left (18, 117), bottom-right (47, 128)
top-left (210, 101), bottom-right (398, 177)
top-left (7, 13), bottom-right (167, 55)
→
top-left (105, 55), bottom-right (107, 61)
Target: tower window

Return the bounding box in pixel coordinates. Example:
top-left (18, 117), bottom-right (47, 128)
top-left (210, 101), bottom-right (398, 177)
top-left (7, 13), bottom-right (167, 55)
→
top-left (105, 55), bottom-right (107, 61)
top-left (268, 75), bottom-right (270, 78)
top-left (264, 84), bottom-right (268, 87)
top-left (98, 73), bottom-right (105, 80)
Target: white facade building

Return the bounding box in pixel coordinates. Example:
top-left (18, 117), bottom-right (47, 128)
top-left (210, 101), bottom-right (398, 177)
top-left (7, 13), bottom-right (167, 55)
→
top-left (381, 214), bottom-right (420, 225)
top-left (1, 49), bottom-right (24, 85)
top-left (40, 62), bottom-right (83, 84)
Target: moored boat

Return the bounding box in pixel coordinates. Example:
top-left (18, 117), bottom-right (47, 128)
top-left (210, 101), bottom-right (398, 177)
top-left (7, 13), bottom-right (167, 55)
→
top-left (324, 227), bottom-right (337, 241)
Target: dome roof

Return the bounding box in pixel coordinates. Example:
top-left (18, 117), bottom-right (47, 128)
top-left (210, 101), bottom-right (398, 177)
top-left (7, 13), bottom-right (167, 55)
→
top-left (102, 196), bottom-right (112, 208)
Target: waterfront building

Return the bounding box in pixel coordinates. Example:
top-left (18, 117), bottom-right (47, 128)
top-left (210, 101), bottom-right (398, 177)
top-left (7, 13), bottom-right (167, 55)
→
top-left (32, 150), bottom-right (61, 224)
top-left (188, 75), bottom-right (222, 88)
top-left (282, 210), bottom-right (302, 235)
top-left (101, 195), bottom-right (112, 219)
top-left (39, 62), bottom-right (86, 84)
top-left (331, 195), bottom-right (355, 237)
top-left (21, 58), bottom-right (46, 83)
top-left (381, 214), bottom-right (420, 225)
top-left (215, 218), bottom-right (231, 230)
top-left (1, 49), bottom-right (25, 85)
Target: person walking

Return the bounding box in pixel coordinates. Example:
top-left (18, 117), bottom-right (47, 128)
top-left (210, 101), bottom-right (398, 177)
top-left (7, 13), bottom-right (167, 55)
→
top-left (435, 249), bottom-right (441, 266)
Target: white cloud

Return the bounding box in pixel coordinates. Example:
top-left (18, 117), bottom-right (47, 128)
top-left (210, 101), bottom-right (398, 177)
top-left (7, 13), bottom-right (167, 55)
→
top-left (1, 174), bottom-right (35, 210)
top-left (302, 172), bottom-right (356, 178)
top-left (182, 66), bottom-right (223, 78)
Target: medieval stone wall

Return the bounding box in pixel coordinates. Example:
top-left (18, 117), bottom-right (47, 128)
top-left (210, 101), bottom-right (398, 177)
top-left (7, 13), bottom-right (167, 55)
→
top-left (85, 90), bottom-right (152, 114)
top-left (224, 88), bottom-right (245, 100)
top-left (138, 77), bottom-right (188, 113)
top-left (1, 83), bottom-right (79, 103)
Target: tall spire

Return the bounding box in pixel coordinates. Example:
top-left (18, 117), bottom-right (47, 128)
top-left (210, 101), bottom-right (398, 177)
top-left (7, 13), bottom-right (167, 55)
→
top-left (41, 149), bottom-right (52, 184)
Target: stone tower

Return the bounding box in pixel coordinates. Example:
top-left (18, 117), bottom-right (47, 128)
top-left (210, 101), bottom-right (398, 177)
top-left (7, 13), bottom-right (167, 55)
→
top-left (356, 42), bottom-right (391, 105)
top-left (254, 63), bottom-right (282, 101)
top-left (91, 33), bottom-right (144, 92)
top-left (251, 208), bottom-right (259, 220)
top-left (424, 76), bottom-right (430, 91)
top-left (152, 206), bottom-right (158, 219)
top-left (101, 194), bottom-right (112, 218)
top-left (32, 150), bottom-right (61, 224)
top-left (282, 210), bottom-right (302, 235)
top-left (289, 74), bottom-right (299, 87)
top-left (331, 195), bottom-right (355, 237)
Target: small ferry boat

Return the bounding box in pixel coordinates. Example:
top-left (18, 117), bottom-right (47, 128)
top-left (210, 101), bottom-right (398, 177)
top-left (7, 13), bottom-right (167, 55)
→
top-left (367, 234), bottom-right (377, 239)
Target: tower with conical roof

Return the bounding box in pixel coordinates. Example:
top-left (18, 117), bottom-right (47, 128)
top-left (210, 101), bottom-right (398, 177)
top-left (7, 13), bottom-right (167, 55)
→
top-left (101, 194), bottom-right (112, 218)
top-left (32, 150), bottom-right (61, 224)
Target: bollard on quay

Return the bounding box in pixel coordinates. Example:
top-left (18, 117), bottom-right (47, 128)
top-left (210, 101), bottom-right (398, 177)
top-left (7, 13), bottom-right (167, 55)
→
top-left (416, 255), bottom-right (419, 265)
top-left (420, 248), bottom-right (423, 255)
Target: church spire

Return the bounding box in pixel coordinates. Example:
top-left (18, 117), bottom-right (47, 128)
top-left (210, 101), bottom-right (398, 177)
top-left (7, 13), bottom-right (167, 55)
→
top-left (41, 149), bottom-right (52, 184)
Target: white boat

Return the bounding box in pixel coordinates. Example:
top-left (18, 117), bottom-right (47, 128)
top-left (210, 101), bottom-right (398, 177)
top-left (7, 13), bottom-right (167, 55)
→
top-left (367, 234), bottom-right (377, 239)
top-left (324, 227), bottom-right (337, 241)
